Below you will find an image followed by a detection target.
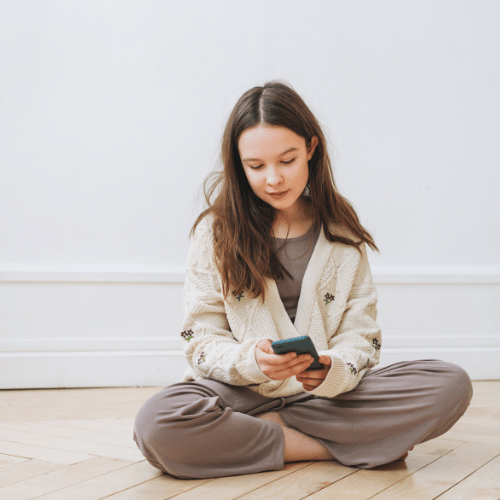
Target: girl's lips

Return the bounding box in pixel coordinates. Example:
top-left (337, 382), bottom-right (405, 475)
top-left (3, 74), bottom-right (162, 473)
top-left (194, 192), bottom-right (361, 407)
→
top-left (269, 190), bottom-right (289, 198)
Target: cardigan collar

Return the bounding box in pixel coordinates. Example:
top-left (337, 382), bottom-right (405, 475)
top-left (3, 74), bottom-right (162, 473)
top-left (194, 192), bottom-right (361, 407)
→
top-left (265, 223), bottom-right (332, 340)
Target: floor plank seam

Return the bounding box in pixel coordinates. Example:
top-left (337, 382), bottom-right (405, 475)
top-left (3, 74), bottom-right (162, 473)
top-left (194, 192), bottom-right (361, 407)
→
top-left (431, 449), bottom-right (500, 500)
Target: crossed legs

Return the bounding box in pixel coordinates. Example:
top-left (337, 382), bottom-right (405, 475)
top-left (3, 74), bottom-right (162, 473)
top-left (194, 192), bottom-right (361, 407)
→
top-left (133, 360), bottom-right (473, 478)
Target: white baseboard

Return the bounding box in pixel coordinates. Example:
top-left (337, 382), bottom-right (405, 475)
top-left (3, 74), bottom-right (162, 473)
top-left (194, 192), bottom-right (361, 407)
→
top-left (378, 347), bottom-right (500, 380)
top-left (0, 345), bottom-right (497, 389)
top-left (0, 351), bottom-right (188, 389)
top-left (1, 334), bottom-right (498, 354)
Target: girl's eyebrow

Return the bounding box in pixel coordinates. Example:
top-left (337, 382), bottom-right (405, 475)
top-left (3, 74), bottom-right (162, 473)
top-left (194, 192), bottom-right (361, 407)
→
top-left (242, 147), bottom-right (299, 162)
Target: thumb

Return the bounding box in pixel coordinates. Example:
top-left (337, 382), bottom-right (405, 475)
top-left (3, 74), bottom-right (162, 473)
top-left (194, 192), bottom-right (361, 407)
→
top-left (256, 339), bottom-right (274, 354)
top-left (319, 355), bottom-right (332, 367)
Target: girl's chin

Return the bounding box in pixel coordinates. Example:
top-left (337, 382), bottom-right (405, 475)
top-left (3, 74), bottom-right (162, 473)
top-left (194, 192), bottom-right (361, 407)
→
top-left (268, 196), bottom-right (301, 211)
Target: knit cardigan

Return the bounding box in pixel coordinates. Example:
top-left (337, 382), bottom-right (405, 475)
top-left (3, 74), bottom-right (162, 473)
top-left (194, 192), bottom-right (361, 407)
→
top-left (179, 216), bottom-right (382, 399)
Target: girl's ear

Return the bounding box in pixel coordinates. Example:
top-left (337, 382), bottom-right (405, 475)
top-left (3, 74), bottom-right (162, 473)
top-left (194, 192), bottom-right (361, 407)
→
top-left (307, 136), bottom-right (319, 161)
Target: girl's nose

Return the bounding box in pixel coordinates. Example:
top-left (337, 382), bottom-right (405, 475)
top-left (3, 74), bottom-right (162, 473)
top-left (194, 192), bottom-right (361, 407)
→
top-left (266, 167), bottom-right (283, 187)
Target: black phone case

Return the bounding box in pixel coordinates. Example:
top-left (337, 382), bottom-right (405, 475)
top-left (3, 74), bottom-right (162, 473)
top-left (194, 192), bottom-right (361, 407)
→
top-left (271, 336), bottom-right (324, 370)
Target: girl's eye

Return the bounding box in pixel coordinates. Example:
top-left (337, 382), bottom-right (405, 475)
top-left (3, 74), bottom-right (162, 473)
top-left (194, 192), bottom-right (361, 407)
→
top-left (248, 158), bottom-right (294, 170)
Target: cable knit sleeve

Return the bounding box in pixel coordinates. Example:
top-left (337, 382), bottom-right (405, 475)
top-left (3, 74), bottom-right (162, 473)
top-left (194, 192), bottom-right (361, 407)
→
top-left (180, 218), bottom-right (273, 386)
top-left (307, 241), bottom-right (382, 398)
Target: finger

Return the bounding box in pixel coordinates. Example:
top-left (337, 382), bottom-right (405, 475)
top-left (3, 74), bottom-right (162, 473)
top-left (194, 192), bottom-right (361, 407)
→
top-left (297, 377), bottom-right (320, 385)
top-left (302, 377), bottom-right (323, 388)
top-left (318, 355), bottom-right (332, 366)
top-left (297, 368), bottom-right (328, 384)
top-left (299, 381), bottom-right (322, 390)
top-left (272, 358), bottom-right (314, 378)
top-left (301, 367), bottom-right (330, 378)
top-left (268, 353), bottom-right (313, 368)
top-left (263, 351), bottom-right (298, 365)
top-left (288, 358), bottom-right (315, 374)
top-left (297, 366), bottom-right (328, 379)
top-left (295, 357), bottom-right (329, 375)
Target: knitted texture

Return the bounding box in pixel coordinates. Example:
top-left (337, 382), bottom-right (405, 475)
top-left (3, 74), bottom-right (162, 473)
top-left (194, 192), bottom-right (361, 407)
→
top-left (179, 216), bottom-right (382, 398)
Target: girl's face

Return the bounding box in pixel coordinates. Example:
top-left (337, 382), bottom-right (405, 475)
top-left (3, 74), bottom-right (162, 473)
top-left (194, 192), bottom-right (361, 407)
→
top-left (238, 124), bottom-right (318, 215)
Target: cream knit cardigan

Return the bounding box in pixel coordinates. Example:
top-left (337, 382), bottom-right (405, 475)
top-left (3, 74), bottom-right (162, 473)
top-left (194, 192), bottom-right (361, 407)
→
top-left (179, 216), bottom-right (381, 399)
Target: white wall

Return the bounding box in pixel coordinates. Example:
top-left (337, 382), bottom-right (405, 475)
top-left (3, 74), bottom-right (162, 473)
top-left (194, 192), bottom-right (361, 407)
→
top-left (1, 0), bottom-right (499, 387)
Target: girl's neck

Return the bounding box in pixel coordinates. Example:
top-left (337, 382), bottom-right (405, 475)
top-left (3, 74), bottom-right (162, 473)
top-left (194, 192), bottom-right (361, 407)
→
top-left (272, 195), bottom-right (315, 239)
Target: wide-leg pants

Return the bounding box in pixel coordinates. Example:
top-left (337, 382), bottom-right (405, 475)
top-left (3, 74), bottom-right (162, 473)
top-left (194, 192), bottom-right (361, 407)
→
top-left (133, 359), bottom-right (473, 479)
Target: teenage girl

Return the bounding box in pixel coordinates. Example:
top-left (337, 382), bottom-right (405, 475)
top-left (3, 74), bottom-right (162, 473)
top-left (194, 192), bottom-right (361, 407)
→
top-left (133, 81), bottom-right (473, 479)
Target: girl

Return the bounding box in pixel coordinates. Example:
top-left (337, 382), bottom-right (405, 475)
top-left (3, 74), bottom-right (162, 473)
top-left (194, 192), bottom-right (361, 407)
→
top-left (133, 81), bottom-right (473, 479)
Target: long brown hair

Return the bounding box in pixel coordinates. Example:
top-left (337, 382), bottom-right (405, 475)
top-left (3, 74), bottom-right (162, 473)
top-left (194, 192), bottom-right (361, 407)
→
top-left (191, 80), bottom-right (379, 302)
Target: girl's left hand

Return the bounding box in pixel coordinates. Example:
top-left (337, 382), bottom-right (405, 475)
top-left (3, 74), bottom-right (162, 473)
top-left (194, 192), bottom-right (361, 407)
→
top-left (296, 355), bottom-right (332, 391)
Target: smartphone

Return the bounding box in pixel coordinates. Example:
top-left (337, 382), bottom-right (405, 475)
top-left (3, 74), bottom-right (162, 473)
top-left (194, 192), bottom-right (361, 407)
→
top-left (271, 336), bottom-right (324, 370)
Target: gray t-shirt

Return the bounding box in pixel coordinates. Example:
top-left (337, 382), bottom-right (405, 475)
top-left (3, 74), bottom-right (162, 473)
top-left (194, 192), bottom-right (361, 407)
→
top-left (272, 221), bottom-right (321, 323)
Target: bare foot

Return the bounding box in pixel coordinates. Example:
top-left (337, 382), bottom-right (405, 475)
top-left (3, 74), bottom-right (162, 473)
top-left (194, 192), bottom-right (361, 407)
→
top-left (394, 446), bottom-right (414, 462)
top-left (254, 411), bottom-right (333, 462)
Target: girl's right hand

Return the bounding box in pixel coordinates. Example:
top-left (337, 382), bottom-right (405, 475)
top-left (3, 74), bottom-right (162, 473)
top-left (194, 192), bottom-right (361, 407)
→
top-left (255, 339), bottom-right (313, 381)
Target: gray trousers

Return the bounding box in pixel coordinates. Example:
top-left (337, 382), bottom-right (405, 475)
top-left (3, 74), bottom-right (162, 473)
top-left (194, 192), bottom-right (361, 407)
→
top-left (133, 359), bottom-right (473, 479)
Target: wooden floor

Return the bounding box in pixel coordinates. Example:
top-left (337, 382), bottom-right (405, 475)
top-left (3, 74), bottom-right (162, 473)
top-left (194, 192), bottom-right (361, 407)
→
top-left (0, 381), bottom-right (498, 500)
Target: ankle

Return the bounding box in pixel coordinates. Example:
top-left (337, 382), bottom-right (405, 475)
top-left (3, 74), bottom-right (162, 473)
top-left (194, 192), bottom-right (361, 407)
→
top-left (254, 411), bottom-right (288, 427)
top-left (254, 410), bottom-right (333, 462)
top-left (282, 426), bottom-right (334, 462)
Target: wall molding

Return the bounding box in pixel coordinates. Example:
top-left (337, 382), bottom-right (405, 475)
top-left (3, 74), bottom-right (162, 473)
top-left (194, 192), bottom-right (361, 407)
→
top-left (0, 345), bottom-right (498, 389)
top-left (0, 264), bottom-right (186, 284)
top-left (1, 335), bottom-right (498, 353)
top-left (1, 263), bottom-right (499, 284)
top-left (0, 351), bottom-right (189, 389)
top-left (0, 335), bottom-right (498, 388)
top-left (0, 338), bottom-right (184, 352)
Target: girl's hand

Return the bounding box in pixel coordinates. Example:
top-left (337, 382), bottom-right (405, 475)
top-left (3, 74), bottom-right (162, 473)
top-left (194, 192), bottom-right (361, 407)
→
top-left (255, 339), bottom-right (314, 381)
top-left (296, 355), bottom-right (332, 391)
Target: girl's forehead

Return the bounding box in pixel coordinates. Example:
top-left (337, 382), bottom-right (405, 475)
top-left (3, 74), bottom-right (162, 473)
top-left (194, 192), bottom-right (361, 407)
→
top-left (238, 125), bottom-right (304, 156)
